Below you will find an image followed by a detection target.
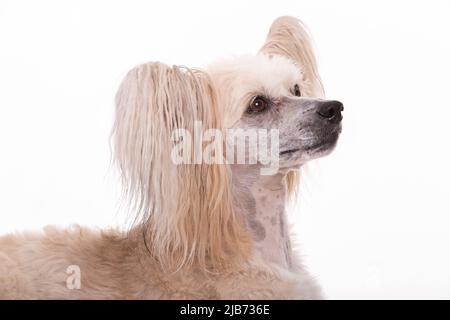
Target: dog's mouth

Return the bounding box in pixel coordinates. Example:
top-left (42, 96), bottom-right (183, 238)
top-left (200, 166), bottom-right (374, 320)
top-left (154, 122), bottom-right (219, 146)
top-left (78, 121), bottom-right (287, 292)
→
top-left (279, 140), bottom-right (336, 156)
top-left (280, 148), bottom-right (300, 156)
top-left (280, 128), bottom-right (341, 156)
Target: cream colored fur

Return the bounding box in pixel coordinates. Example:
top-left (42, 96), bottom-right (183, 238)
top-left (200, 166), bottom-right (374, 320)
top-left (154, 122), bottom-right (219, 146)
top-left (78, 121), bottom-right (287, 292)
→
top-left (0, 225), bottom-right (320, 299)
top-left (0, 16), bottom-right (326, 299)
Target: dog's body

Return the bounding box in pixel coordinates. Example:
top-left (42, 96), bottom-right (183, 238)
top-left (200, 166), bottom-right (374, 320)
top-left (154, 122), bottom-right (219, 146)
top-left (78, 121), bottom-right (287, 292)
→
top-left (0, 226), bottom-right (320, 299)
top-left (0, 17), bottom-right (342, 299)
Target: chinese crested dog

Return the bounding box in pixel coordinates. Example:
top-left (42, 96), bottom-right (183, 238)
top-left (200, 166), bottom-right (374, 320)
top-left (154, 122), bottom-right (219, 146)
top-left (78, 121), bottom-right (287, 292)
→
top-left (0, 16), bottom-right (343, 299)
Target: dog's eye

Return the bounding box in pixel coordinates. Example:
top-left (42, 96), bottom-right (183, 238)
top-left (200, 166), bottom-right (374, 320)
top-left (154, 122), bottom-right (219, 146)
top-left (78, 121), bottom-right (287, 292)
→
top-left (293, 84), bottom-right (301, 97)
top-left (247, 96), bottom-right (269, 114)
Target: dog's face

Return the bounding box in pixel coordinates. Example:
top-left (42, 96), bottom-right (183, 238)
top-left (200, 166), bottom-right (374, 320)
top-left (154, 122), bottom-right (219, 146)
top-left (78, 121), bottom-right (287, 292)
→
top-left (208, 54), bottom-right (343, 170)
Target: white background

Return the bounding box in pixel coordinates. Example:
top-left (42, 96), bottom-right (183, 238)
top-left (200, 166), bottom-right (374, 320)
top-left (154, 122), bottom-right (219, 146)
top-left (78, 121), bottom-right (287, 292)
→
top-left (0, 0), bottom-right (449, 299)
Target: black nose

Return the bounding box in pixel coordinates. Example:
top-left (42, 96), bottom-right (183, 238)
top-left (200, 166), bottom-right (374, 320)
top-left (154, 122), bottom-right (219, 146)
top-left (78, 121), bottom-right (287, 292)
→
top-left (316, 100), bottom-right (343, 124)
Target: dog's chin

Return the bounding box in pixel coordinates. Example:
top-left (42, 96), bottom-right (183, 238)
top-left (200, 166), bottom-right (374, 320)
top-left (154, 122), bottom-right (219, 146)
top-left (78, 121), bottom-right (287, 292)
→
top-left (280, 131), bottom-right (341, 167)
top-left (304, 138), bottom-right (338, 158)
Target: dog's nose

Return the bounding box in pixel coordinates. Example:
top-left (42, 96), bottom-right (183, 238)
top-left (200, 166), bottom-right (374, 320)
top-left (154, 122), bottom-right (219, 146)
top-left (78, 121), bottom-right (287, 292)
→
top-left (316, 100), bottom-right (343, 124)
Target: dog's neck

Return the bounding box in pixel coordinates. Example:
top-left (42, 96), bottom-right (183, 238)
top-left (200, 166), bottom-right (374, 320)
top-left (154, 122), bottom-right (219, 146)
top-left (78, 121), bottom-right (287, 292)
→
top-left (231, 166), bottom-right (292, 269)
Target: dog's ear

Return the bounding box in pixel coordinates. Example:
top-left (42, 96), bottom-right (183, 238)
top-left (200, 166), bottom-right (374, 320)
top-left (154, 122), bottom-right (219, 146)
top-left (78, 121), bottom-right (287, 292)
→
top-left (113, 62), bottom-right (249, 272)
top-left (260, 16), bottom-right (324, 98)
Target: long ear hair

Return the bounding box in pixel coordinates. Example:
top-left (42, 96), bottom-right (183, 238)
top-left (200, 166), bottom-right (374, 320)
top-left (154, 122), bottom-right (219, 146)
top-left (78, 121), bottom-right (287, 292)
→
top-left (260, 16), bottom-right (324, 97)
top-left (112, 62), bottom-right (250, 272)
top-left (260, 16), bottom-right (324, 198)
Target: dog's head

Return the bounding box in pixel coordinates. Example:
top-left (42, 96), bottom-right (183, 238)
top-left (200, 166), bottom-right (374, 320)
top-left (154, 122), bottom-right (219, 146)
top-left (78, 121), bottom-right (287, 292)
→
top-left (208, 55), bottom-right (343, 171)
top-left (112, 16), bottom-right (342, 271)
top-left (208, 17), bottom-right (342, 172)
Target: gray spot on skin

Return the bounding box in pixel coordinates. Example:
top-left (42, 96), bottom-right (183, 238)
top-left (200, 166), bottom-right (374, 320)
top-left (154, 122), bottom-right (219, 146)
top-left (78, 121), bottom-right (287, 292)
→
top-left (270, 216), bottom-right (277, 226)
top-left (260, 196), bottom-right (267, 205)
top-left (278, 206), bottom-right (285, 237)
top-left (237, 186), bottom-right (257, 216)
top-left (232, 172), bottom-right (259, 217)
top-left (284, 238), bottom-right (292, 267)
top-left (246, 201), bottom-right (257, 215)
top-left (248, 219), bottom-right (266, 241)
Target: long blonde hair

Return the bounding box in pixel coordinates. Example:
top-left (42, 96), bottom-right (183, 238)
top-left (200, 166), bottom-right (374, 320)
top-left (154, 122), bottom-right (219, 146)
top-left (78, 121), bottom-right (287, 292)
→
top-left (112, 62), bottom-right (250, 272)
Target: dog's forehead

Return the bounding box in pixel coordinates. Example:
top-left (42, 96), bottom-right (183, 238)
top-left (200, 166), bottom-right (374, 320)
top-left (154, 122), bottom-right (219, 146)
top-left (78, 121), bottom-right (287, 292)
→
top-left (208, 54), bottom-right (302, 97)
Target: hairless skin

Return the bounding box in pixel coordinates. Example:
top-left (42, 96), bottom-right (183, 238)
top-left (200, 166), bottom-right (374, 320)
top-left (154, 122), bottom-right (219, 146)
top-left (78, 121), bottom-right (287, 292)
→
top-left (232, 165), bottom-right (292, 268)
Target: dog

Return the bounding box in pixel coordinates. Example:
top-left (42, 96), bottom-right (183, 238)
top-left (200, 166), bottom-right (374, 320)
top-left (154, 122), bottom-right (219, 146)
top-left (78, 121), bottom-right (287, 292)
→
top-left (0, 16), bottom-right (342, 299)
